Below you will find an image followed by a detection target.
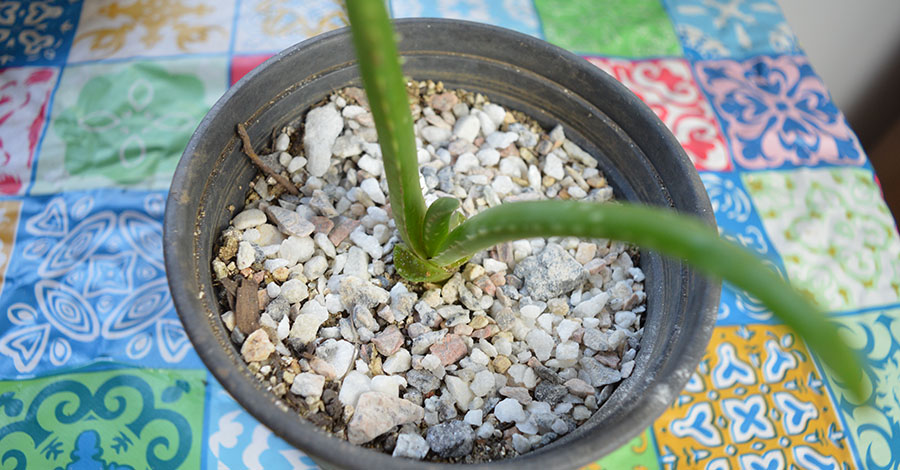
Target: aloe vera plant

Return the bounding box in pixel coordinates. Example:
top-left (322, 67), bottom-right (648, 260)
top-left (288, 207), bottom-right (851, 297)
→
top-left (344, 0), bottom-right (864, 396)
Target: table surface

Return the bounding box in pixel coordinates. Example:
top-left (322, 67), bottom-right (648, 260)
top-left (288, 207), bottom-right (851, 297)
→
top-left (1, 1), bottom-right (898, 469)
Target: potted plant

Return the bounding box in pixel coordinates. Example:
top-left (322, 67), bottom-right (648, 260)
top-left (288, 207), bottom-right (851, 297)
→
top-left (164, 2), bottom-right (862, 468)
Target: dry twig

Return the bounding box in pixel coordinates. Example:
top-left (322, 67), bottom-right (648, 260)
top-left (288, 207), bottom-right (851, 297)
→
top-left (236, 123), bottom-right (300, 196)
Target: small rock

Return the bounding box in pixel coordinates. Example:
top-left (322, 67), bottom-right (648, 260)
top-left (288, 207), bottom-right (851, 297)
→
top-left (573, 293), bottom-right (609, 318)
top-left (580, 357), bottom-right (622, 387)
top-left (407, 369), bottom-right (441, 394)
top-left (498, 386), bottom-right (532, 405)
top-left (470, 370), bottom-right (495, 397)
top-left (383, 348), bottom-right (412, 374)
top-left (236, 241), bottom-right (255, 270)
top-left (430, 92), bottom-right (459, 112)
top-left (534, 382), bottom-right (567, 405)
top-left (429, 334), bottom-right (468, 366)
top-left (233, 209), bottom-right (266, 230)
top-left (543, 153), bottom-right (564, 180)
top-left (494, 398), bottom-right (526, 423)
top-left (514, 244), bottom-right (586, 301)
top-left (340, 276), bottom-right (390, 309)
top-left (525, 329), bottom-right (554, 362)
top-left (280, 278), bottom-right (309, 304)
top-left (347, 392), bottom-right (425, 445)
top-left (452, 115), bottom-right (480, 143)
top-left (316, 339), bottom-right (355, 379)
top-left (265, 205), bottom-right (315, 238)
top-left (304, 103), bottom-right (344, 177)
top-left (445, 375), bottom-right (473, 410)
top-left (241, 328), bottom-right (274, 362)
top-left (392, 433), bottom-right (430, 460)
top-left (512, 433), bottom-right (531, 453)
top-left (421, 126), bottom-right (452, 146)
top-left (289, 300), bottom-right (328, 344)
top-left (372, 325), bottom-right (404, 356)
top-left (426, 420), bottom-right (475, 458)
top-left (290, 373), bottom-right (325, 399)
top-left (453, 152), bottom-right (479, 173)
top-left (279, 236), bottom-right (315, 265)
top-left (360, 178), bottom-right (386, 205)
top-left (350, 227), bottom-right (383, 259)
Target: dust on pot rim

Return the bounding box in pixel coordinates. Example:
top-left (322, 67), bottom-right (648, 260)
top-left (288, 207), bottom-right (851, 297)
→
top-left (164, 18), bottom-right (719, 470)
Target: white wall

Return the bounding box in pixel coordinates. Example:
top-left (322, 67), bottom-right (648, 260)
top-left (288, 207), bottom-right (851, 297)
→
top-left (777, 0), bottom-right (900, 144)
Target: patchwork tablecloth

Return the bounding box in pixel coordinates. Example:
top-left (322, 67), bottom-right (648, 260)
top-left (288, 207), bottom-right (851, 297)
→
top-left (1, 1), bottom-right (898, 469)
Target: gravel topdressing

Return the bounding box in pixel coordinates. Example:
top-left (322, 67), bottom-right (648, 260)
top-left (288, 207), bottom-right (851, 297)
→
top-left (212, 81), bottom-right (646, 463)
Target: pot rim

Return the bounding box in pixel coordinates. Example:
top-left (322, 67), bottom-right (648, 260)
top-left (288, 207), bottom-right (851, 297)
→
top-left (165, 18), bottom-right (719, 469)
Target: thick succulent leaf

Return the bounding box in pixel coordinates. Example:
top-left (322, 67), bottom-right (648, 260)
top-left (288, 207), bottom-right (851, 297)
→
top-left (393, 243), bottom-right (458, 283)
top-left (423, 197), bottom-right (462, 257)
top-left (429, 199), bottom-right (866, 398)
top-left (346, 0), bottom-right (427, 257)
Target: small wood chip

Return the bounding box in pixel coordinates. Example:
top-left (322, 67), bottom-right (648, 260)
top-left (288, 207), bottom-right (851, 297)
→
top-left (236, 123), bottom-right (299, 196)
top-left (235, 276), bottom-right (261, 334)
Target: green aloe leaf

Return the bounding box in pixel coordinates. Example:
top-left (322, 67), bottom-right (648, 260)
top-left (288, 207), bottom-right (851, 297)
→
top-left (430, 200), bottom-right (865, 397)
top-left (423, 197), bottom-right (463, 257)
top-left (393, 243), bottom-right (467, 283)
top-left (346, 0), bottom-right (427, 257)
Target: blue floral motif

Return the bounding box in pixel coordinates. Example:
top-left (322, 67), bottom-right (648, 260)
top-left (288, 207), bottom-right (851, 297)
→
top-left (662, 0), bottom-right (800, 60)
top-left (0, 190), bottom-right (200, 378)
top-left (694, 56), bottom-right (867, 171)
top-left (390, 0), bottom-right (543, 38)
top-left (700, 172), bottom-right (787, 324)
top-left (203, 377), bottom-right (320, 470)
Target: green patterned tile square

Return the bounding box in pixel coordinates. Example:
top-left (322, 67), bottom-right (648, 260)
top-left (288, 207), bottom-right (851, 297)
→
top-left (533, 0), bottom-right (681, 57)
top-left (743, 168), bottom-right (900, 311)
top-left (821, 307), bottom-right (900, 469)
top-left (32, 57), bottom-right (226, 194)
top-left (0, 368), bottom-right (206, 469)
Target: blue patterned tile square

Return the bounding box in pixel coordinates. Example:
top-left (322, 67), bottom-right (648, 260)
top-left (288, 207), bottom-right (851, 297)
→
top-left (203, 377), bottom-right (319, 469)
top-left (390, 0), bottom-right (542, 38)
top-left (0, 0), bottom-right (83, 66)
top-left (700, 171), bottom-right (787, 325)
top-left (0, 190), bottom-right (201, 378)
top-left (662, 0), bottom-right (800, 60)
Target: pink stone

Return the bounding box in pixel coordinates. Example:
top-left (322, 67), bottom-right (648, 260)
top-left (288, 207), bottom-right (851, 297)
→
top-left (428, 92), bottom-right (458, 112)
top-left (489, 272), bottom-right (506, 287)
top-left (310, 216), bottom-right (335, 234)
top-left (347, 392), bottom-right (424, 444)
top-left (473, 275), bottom-right (496, 297)
top-left (453, 324), bottom-right (474, 336)
top-left (471, 325), bottom-right (496, 339)
top-left (429, 334), bottom-right (468, 366)
top-left (241, 328), bottom-right (274, 362)
top-left (372, 325), bottom-right (404, 356)
top-left (329, 218), bottom-right (361, 246)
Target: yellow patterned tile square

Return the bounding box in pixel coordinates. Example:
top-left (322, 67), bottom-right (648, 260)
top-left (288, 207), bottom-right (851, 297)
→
top-left (652, 325), bottom-right (854, 470)
top-left (68, 0), bottom-right (235, 62)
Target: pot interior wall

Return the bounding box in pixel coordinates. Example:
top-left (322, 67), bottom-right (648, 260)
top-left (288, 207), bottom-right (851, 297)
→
top-left (167, 19), bottom-right (717, 470)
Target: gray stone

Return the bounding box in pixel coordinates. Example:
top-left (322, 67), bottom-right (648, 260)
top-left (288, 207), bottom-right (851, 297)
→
top-left (579, 357), bottom-right (622, 387)
top-left (265, 205), bottom-right (314, 238)
top-left (406, 369), bottom-right (441, 394)
top-left (425, 420), bottom-right (475, 458)
top-left (534, 382), bottom-right (567, 405)
top-left (339, 276), bottom-right (389, 309)
top-left (392, 433), bottom-right (430, 460)
top-left (263, 296), bottom-right (289, 322)
top-left (513, 244), bottom-right (586, 301)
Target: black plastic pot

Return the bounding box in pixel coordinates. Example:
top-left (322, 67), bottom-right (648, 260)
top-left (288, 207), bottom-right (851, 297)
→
top-left (165, 19), bottom-right (718, 469)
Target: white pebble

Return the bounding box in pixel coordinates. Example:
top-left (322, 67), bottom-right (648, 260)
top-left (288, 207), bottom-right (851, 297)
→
top-left (476, 422), bottom-right (495, 439)
top-left (266, 283), bottom-right (281, 299)
top-left (452, 114), bottom-right (481, 143)
top-left (464, 409), bottom-right (484, 426)
top-left (567, 185), bottom-right (587, 199)
top-left (421, 126), bottom-right (451, 146)
top-left (469, 348), bottom-right (490, 366)
top-left (470, 370), bottom-right (495, 397)
top-left (275, 133), bottom-right (291, 152)
top-left (357, 154), bottom-right (383, 176)
top-left (314, 232), bottom-right (337, 258)
top-left (543, 153), bottom-right (564, 180)
top-left (383, 348), bottom-right (412, 374)
top-left (305, 255), bottom-right (328, 279)
top-left (280, 278), bottom-right (308, 304)
top-left (494, 398), bottom-right (526, 423)
top-left (483, 103), bottom-right (506, 126)
top-left (572, 293), bottom-right (609, 317)
top-left (453, 152), bottom-right (479, 174)
top-left (476, 148), bottom-right (500, 166)
top-left (233, 209), bottom-right (267, 230)
top-left (556, 319), bottom-right (579, 342)
top-left (350, 228), bottom-right (383, 259)
top-left (338, 371), bottom-right (371, 407)
top-left (287, 156), bottom-right (307, 173)
top-left (485, 131), bottom-right (518, 149)
top-left (290, 373), bottom-right (325, 398)
top-left (236, 241), bottom-right (255, 270)
top-left (371, 375), bottom-right (402, 398)
top-left (360, 178), bottom-right (386, 205)
top-left (491, 175), bottom-right (515, 196)
top-left (445, 375), bottom-right (473, 411)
